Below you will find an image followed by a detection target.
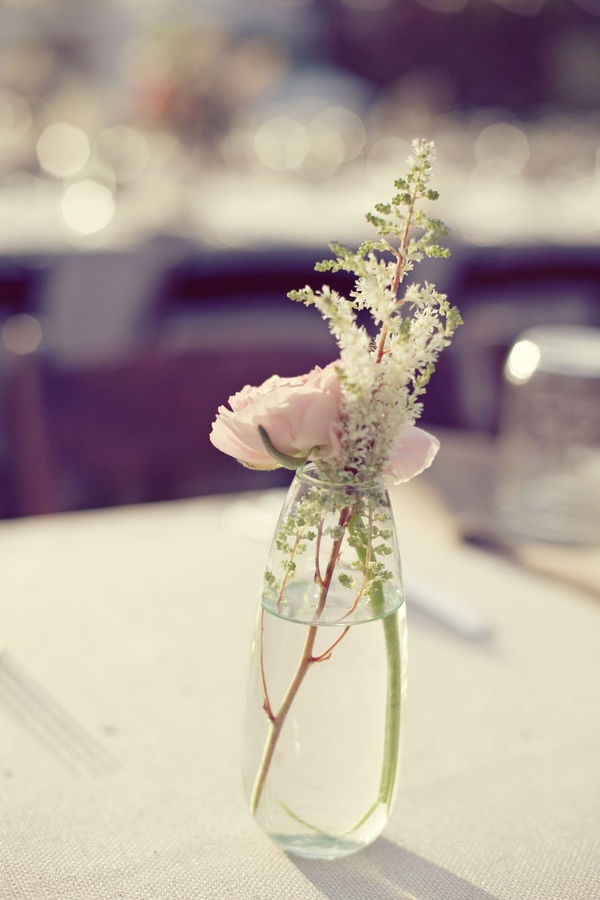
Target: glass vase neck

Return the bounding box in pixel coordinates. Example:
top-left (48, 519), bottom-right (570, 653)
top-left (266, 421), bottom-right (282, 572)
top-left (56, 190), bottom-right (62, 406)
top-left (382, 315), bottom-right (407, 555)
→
top-left (297, 462), bottom-right (385, 492)
top-left (264, 462), bottom-right (403, 626)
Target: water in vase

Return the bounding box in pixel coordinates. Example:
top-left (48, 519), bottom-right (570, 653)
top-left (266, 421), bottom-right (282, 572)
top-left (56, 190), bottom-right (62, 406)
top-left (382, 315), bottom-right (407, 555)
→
top-left (242, 602), bottom-right (407, 860)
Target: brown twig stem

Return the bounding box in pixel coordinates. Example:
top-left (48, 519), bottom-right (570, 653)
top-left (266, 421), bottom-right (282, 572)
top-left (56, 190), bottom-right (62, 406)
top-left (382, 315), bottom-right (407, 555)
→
top-left (309, 626), bottom-right (350, 662)
top-left (258, 608), bottom-right (275, 723)
top-left (250, 505), bottom-right (353, 815)
top-left (340, 503), bottom-right (373, 620)
top-left (375, 184), bottom-right (418, 365)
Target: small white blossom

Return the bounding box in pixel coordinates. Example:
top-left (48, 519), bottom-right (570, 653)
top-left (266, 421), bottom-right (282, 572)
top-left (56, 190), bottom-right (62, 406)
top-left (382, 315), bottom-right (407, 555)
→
top-left (289, 139), bottom-right (461, 483)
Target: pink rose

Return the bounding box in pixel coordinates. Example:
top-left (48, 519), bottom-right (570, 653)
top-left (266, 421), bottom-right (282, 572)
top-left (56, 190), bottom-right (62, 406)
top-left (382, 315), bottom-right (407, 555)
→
top-left (209, 363), bottom-right (343, 469)
top-left (386, 426), bottom-right (440, 484)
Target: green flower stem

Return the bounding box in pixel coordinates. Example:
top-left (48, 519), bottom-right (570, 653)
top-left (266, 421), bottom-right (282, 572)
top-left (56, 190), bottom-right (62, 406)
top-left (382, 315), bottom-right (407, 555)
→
top-left (344, 599), bottom-right (401, 836)
top-left (378, 602), bottom-right (402, 808)
top-left (349, 515), bottom-right (402, 815)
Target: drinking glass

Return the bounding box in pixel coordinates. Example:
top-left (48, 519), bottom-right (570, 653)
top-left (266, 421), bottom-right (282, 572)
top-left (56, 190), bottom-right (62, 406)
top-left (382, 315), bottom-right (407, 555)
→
top-left (494, 325), bottom-right (600, 545)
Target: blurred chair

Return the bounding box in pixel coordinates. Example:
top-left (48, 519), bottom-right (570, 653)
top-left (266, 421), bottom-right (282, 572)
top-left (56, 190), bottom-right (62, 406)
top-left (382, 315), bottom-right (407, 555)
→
top-left (2, 332), bottom-right (338, 518)
top-left (0, 242), bottom-right (346, 518)
top-left (147, 245), bottom-right (356, 344)
top-left (40, 247), bottom-right (171, 365)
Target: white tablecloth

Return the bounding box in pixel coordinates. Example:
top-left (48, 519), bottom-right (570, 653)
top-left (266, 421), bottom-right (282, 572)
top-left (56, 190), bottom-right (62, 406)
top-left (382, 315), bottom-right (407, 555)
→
top-left (1, 469), bottom-right (599, 899)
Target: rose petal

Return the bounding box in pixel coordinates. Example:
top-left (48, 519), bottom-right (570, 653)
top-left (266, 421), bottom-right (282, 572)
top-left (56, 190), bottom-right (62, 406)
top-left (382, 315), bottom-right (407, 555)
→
top-left (209, 406), bottom-right (278, 469)
top-left (209, 362), bottom-right (344, 469)
top-left (386, 426), bottom-right (440, 484)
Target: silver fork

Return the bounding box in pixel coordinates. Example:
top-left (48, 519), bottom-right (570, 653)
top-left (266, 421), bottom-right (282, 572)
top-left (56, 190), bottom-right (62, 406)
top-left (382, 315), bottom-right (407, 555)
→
top-left (0, 648), bottom-right (117, 774)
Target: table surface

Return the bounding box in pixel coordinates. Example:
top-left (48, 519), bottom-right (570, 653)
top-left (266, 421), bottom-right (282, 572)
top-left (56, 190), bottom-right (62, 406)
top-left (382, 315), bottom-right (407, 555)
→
top-left (1, 445), bottom-right (599, 900)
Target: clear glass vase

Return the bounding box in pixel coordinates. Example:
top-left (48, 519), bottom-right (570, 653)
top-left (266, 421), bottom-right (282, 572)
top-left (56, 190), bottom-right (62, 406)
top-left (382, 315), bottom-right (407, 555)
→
top-left (242, 463), bottom-right (407, 860)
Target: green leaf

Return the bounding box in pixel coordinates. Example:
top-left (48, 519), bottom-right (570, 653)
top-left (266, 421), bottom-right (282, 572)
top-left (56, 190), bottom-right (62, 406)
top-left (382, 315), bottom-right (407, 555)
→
top-left (258, 426), bottom-right (308, 470)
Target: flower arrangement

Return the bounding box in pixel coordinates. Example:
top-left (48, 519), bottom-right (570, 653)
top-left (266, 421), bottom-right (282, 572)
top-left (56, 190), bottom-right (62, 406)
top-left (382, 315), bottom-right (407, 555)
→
top-left (210, 139), bottom-right (461, 485)
top-left (210, 139), bottom-right (461, 857)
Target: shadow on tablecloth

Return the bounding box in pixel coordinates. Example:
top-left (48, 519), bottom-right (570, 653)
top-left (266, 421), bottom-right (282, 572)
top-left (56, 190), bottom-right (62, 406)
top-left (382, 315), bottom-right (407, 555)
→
top-left (290, 838), bottom-right (499, 900)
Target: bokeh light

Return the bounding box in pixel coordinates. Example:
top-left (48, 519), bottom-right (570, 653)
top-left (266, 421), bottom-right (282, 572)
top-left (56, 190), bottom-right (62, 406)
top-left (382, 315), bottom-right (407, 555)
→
top-left (458, 170), bottom-right (526, 245)
top-left (1, 313), bottom-right (43, 355)
top-left (505, 339), bottom-right (541, 384)
top-left (253, 116), bottom-right (310, 171)
top-left (308, 106), bottom-right (366, 166)
top-left (366, 136), bottom-right (412, 188)
top-left (36, 122), bottom-right (90, 178)
top-left (95, 126), bottom-right (150, 183)
top-left (474, 123), bottom-right (530, 177)
top-left (60, 180), bottom-right (115, 234)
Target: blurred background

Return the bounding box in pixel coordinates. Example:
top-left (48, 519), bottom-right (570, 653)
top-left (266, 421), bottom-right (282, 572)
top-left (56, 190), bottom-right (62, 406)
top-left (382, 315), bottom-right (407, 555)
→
top-left (0, 0), bottom-right (599, 519)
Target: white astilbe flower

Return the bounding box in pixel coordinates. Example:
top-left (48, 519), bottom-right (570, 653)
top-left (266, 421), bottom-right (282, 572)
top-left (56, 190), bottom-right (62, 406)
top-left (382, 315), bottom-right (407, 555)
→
top-left (288, 138), bottom-right (461, 483)
top-left (350, 257), bottom-right (397, 325)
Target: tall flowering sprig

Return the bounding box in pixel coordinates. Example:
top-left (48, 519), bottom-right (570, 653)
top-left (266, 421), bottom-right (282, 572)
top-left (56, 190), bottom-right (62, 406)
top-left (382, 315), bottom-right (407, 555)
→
top-left (287, 139), bottom-right (462, 483)
top-left (212, 140), bottom-right (463, 838)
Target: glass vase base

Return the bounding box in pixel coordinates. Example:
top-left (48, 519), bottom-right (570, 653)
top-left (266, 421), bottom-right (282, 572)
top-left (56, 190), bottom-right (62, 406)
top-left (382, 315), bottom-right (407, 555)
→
top-left (269, 832), bottom-right (370, 860)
